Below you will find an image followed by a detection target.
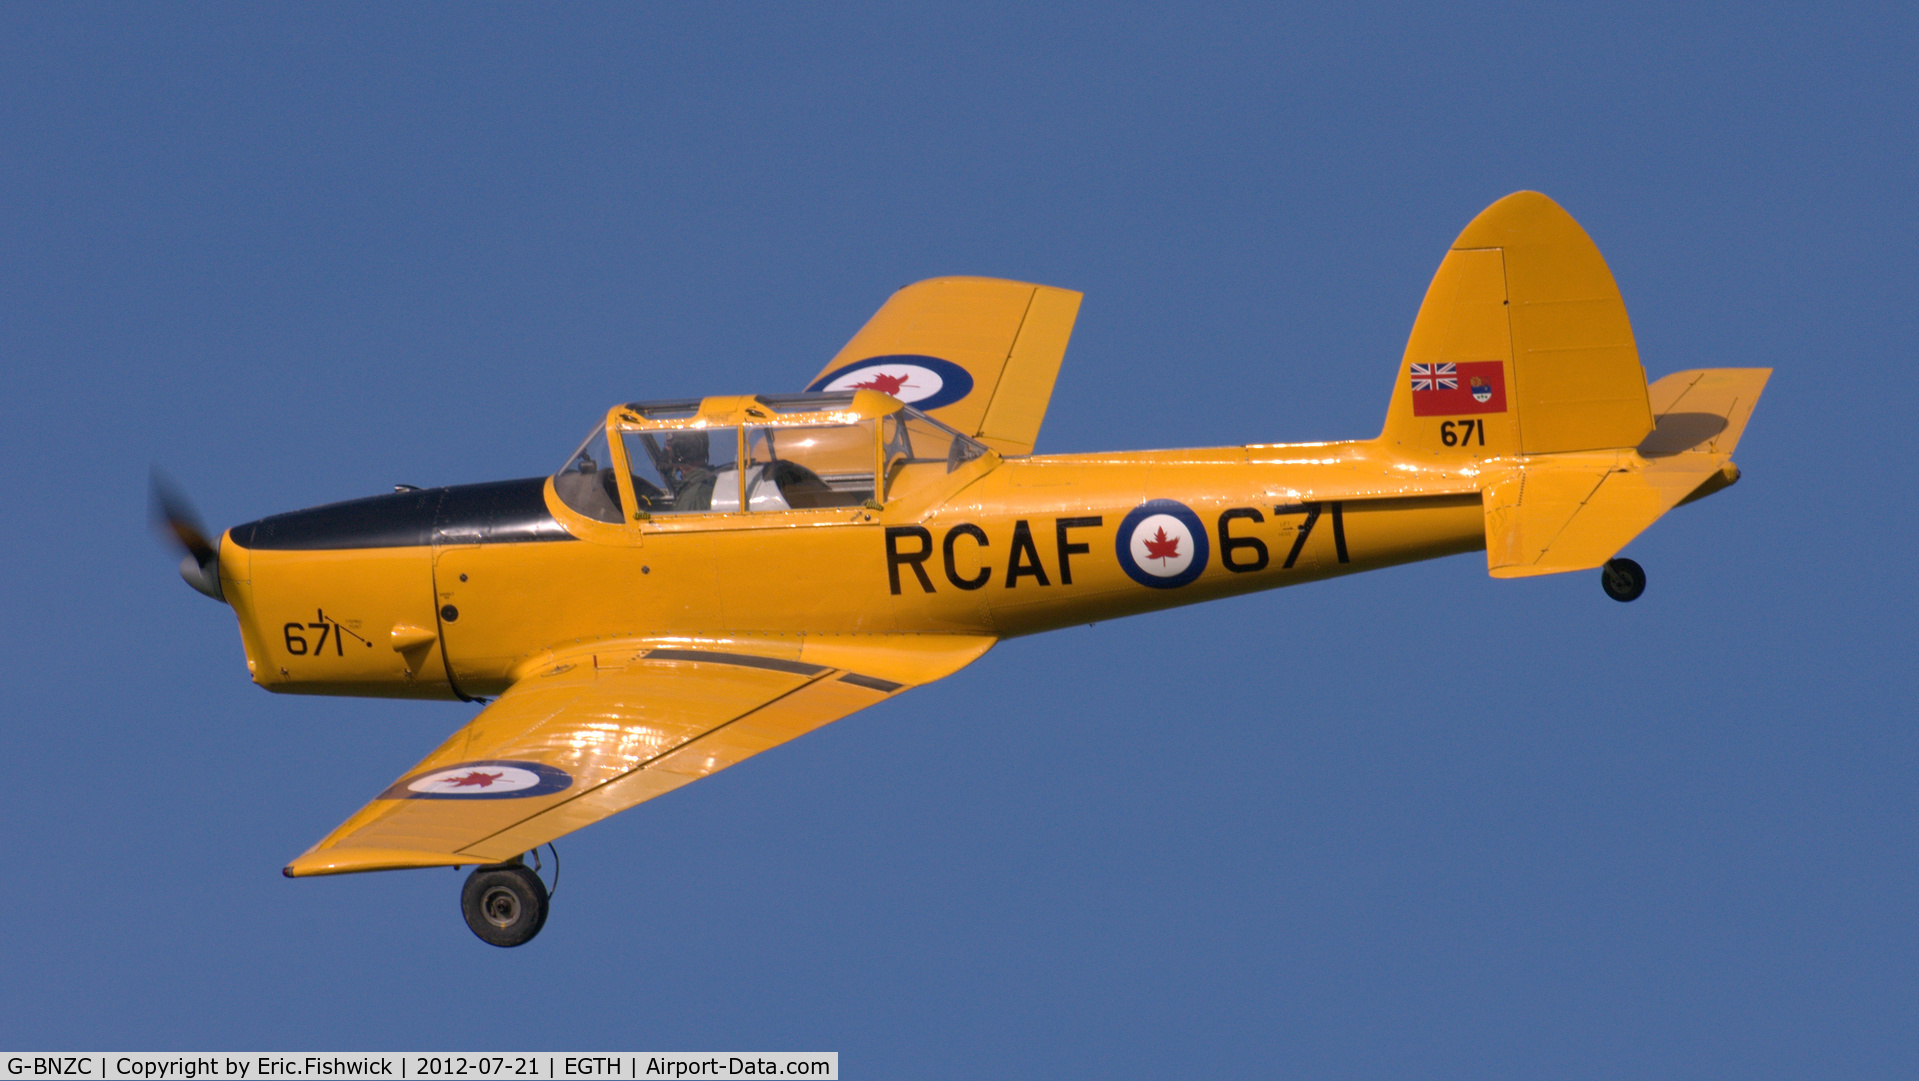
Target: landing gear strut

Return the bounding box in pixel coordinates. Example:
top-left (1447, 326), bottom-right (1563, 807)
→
top-left (461, 862), bottom-right (549, 947)
top-left (1601, 557), bottom-right (1646, 603)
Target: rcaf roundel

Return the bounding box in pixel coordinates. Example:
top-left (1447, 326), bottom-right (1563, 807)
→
top-left (381, 760), bottom-right (573, 800)
top-left (806, 355), bottom-right (975, 412)
top-left (1115, 499), bottom-right (1210, 589)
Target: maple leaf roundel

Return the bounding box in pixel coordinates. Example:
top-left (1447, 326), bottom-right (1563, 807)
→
top-left (807, 355), bottom-right (975, 412)
top-left (1115, 499), bottom-right (1210, 589)
top-left (384, 760), bottom-right (574, 800)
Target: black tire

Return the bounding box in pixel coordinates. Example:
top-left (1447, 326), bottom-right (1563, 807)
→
top-left (1601, 557), bottom-right (1646, 603)
top-left (461, 864), bottom-right (549, 947)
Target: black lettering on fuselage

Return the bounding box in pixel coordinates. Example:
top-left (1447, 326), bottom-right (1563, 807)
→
top-left (1054, 516), bottom-right (1101, 585)
top-left (1217, 508), bottom-right (1269, 572)
top-left (1273, 501), bottom-right (1351, 568)
top-left (1004, 520), bottom-right (1050, 587)
top-left (892, 513), bottom-right (1362, 595)
top-left (943, 524), bottom-right (991, 590)
top-left (885, 525), bottom-right (936, 594)
top-left (1277, 502), bottom-right (1322, 569)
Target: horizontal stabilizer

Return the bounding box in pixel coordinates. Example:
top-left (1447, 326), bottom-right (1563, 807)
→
top-left (1484, 366), bottom-right (1769, 577)
top-left (1484, 453), bottom-right (1731, 576)
top-left (1639, 368), bottom-right (1771, 458)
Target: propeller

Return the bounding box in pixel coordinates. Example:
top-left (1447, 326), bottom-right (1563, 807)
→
top-left (151, 467), bottom-right (225, 602)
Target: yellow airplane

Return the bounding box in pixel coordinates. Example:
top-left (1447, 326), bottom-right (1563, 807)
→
top-left (159, 192), bottom-right (1767, 946)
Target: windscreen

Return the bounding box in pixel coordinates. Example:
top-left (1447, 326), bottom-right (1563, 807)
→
top-left (553, 425), bottom-right (625, 523)
top-left (883, 409), bottom-right (987, 472)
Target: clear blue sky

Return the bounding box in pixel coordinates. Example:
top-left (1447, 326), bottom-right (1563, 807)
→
top-left (3, 4), bottom-right (1914, 1075)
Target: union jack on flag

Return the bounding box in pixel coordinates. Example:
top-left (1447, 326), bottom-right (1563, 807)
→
top-left (1410, 362), bottom-right (1457, 391)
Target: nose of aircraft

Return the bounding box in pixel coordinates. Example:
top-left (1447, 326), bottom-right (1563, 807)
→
top-left (151, 469), bottom-right (225, 602)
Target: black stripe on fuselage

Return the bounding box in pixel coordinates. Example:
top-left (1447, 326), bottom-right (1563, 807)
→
top-left (229, 477), bottom-right (577, 551)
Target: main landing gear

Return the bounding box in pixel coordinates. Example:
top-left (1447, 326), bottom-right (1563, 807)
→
top-left (1601, 557), bottom-right (1646, 603)
top-left (461, 849), bottom-right (556, 947)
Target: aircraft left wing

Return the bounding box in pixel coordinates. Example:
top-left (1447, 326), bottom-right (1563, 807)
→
top-left (283, 635), bottom-right (995, 876)
top-left (806, 277), bottom-right (1082, 457)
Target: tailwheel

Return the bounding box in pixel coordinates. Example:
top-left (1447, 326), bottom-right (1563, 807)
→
top-left (461, 862), bottom-right (549, 947)
top-left (1601, 557), bottom-right (1646, 603)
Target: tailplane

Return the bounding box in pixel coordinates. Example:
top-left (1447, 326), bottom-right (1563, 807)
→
top-left (1481, 367), bottom-right (1768, 578)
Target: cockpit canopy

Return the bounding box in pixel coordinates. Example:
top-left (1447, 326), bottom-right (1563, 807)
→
top-left (554, 390), bottom-right (990, 524)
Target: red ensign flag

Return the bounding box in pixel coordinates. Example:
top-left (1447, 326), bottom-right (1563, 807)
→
top-left (1410, 361), bottom-right (1507, 416)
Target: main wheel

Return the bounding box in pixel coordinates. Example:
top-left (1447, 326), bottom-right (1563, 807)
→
top-left (461, 863), bottom-right (549, 947)
top-left (1601, 557), bottom-right (1646, 603)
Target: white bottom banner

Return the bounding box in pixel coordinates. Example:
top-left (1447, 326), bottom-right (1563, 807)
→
top-left (1, 1057), bottom-right (836, 1081)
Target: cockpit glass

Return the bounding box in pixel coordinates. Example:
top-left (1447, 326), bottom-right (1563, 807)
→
top-left (883, 409), bottom-right (987, 472)
top-left (743, 422), bottom-right (877, 509)
top-left (623, 398), bottom-right (702, 420)
top-left (553, 425), bottom-right (625, 523)
top-left (622, 428), bottom-right (744, 514)
top-left (879, 409), bottom-right (987, 498)
top-left (568, 401), bottom-right (981, 522)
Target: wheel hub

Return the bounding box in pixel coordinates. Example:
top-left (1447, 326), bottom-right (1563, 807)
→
top-left (482, 885), bottom-right (521, 928)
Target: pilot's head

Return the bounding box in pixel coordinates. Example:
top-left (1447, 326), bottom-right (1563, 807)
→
top-left (662, 430), bottom-right (710, 470)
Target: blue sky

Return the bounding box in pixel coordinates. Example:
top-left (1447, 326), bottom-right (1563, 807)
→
top-left (3, 4), bottom-right (1915, 1076)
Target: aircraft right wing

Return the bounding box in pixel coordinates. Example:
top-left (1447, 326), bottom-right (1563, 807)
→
top-left (283, 634), bottom-right (995, 877)
top-left (806, 277), bottom-right (1082, 457)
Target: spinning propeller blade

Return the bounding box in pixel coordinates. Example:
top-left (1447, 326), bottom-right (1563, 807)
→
top-left (151, 468), bottom-right (224, 601)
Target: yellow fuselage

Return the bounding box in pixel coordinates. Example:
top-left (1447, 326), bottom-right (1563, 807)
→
top-left (218, 439), bottom-right (1483, 701)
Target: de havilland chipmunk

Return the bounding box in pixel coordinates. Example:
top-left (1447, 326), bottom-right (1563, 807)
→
top-left (159, 192), bottom-right (1768, 946)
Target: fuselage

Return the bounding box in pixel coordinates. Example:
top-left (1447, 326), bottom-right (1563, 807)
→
top-left (216, 437), bottom-right (1486, 701)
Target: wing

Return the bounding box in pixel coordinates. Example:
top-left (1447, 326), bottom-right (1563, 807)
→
top-left (806, 277), bottom-right (1082, 456)
top-left (283, 635), bottom-right (995, 876)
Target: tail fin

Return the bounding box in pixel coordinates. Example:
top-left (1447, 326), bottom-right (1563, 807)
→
top-left (1380, 191), bottom-right (1653, 462)
top-left (1377, 192), bottom-right (1769, 577)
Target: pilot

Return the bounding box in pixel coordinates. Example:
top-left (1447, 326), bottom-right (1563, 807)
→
top-left (662, 430), bottom-right (722, 512)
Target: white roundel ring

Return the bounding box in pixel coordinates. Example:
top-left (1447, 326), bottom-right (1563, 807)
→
top-left (1115, 499), bottom-right (1210, 589)
top-left (806, 355), bottom-right (975, 411)
top-left (383, 760), bottom-right (573, 800)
